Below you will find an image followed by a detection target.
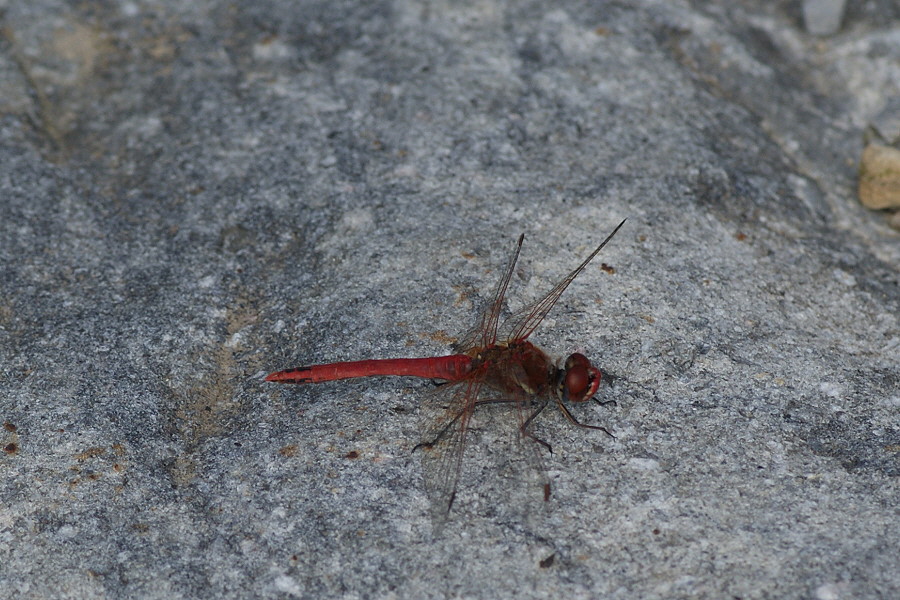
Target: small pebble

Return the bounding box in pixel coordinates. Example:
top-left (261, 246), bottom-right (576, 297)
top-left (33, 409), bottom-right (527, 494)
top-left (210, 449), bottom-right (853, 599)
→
top-left (803, 0), bottom-right (846, 36)
top-left (858, 144), bottom-right (900, 210)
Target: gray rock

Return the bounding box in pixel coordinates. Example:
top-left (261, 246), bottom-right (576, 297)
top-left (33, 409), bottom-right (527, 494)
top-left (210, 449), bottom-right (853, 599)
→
top-left (869, 97), bottom-right (900, 144)
top-left (1, 1), bottom-right (897, 599)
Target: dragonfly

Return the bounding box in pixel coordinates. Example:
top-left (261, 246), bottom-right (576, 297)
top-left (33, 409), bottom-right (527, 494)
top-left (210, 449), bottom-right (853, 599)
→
top-left (266, 219), bottom-right (626, 528)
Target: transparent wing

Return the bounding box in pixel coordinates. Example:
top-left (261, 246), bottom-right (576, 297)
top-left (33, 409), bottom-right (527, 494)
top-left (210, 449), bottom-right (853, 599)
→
top-left (419, 380), bottom-right (557, 532)
top-left (503, 389), bottom-right (554, 524)
top-left (456, 234), bottom-right (524, 351)
top-left (465, 388), bottom-right (554, 530)
top-left (418, 374), bottom-right (485, 531)
top-left (501, 219), bottom-right (626, 343)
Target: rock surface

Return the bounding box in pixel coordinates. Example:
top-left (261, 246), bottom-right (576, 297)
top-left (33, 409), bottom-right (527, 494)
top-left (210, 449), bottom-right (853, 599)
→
top-left (1, 1), bottom-right (897, 599)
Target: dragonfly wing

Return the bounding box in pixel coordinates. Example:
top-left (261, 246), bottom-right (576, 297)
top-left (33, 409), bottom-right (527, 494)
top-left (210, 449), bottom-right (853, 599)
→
top-left (462, 388), bottom-right (555, 530)
top-left (501, 219), bottom-right (626, 342)
top-left (457, 234), bottom-right (524, 351)
top-left (418, 375), bottom-right (484, 531)
top-left (504, 390), bottom-right (553, 524)
top-left (418, 378), bottom-right (556, 532)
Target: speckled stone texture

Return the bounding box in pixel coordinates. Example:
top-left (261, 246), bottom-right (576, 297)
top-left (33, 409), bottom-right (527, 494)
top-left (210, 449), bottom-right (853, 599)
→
top-left (1, 1), bottom-right (897, 598)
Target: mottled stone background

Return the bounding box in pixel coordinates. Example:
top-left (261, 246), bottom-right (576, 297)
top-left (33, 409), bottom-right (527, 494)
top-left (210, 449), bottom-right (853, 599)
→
top-left (1, 1), bottom-right (897, 598)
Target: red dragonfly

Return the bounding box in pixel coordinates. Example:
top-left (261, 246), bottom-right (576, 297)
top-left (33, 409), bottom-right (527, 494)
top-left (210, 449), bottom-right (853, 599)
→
top-left (266, 219), bottom-right (626, 527)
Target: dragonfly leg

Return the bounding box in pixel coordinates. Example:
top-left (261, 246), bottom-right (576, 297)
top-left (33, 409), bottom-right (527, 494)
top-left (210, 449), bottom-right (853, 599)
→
top-left (413, 396), bottom-right (522, 453)
top-left (413, 414), bottom-right (461, 452)
top-left (556, 398), bottom-right (615, 438)
top-left (520, 401), bottom-right (553, 454)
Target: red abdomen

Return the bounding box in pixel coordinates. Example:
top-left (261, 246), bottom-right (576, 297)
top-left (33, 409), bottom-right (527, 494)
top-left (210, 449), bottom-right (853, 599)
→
top-left (265, 354), bottom-right (473, 384)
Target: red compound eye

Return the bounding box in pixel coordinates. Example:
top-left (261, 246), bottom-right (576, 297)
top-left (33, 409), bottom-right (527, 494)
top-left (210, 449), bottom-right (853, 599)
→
top-left (562, 353), bottom-right (601, 402)
top-left (565, 365), bottom-right (590, 399)
top-left (565, 353), bottom-right (591, 371)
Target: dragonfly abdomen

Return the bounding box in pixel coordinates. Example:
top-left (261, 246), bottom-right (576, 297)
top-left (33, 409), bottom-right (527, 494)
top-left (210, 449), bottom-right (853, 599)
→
top-left (265, 354), bottom-right (473, 384)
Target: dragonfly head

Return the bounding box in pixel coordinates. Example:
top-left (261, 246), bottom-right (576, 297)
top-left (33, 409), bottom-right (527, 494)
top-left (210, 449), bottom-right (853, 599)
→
top-left (559, 353), bottom-right (602, 403)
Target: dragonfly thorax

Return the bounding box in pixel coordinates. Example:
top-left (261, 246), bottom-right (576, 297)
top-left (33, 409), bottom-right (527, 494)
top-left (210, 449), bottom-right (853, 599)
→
top-left (473, 341), bottom-right (558, 397)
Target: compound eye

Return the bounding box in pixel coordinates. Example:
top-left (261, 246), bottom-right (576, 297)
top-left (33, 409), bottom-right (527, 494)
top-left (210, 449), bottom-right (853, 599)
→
top-left (564, 365), bottom-right (590, 401)
top-left (565, 353), bottom-right (591, 371)
top-left (562, 353), bottom-right (602, 403)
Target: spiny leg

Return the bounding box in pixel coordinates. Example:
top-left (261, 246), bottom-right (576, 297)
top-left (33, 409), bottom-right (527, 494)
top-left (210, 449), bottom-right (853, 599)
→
top-left (556, 398), bottom-right (615, 438)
